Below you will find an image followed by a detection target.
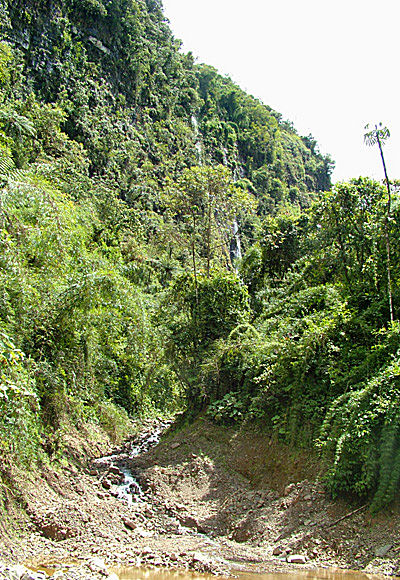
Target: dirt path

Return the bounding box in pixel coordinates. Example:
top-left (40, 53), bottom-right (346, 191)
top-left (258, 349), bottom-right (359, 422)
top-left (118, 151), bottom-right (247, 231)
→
top-left (1, 418), bottom-right (399, 579)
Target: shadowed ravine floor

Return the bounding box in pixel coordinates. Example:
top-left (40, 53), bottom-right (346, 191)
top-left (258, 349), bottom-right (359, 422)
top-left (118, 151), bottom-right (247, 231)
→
top-left (1, 418), bottom-right (399, 580)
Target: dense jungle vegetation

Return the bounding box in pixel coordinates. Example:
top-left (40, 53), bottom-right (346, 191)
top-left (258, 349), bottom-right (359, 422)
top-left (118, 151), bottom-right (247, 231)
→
top-left (0, 0), bottom-right (399, 511)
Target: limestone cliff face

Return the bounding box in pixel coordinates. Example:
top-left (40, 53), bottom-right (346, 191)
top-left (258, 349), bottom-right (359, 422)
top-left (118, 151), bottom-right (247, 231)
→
top-left (1, 0), bottom-right (333, 205)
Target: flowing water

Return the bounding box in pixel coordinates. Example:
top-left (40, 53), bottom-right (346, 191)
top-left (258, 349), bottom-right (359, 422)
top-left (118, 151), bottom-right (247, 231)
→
top-left (93, 419), bottom-right (173, 506)
top-left (230, 218), bottom-right (242, 267)
top-left (93, 422), bottom-right (394, 580)
top-left (191, 115), bottom-right (202, 160)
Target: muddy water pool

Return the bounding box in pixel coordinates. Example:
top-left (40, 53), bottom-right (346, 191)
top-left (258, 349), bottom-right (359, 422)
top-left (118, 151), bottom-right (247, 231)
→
top-left (115, 567), bottom-right (391, 580)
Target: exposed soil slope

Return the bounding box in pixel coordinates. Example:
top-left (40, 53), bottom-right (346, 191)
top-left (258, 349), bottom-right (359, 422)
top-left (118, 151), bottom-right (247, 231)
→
top-left (0, 418), bottom-right (399, 579)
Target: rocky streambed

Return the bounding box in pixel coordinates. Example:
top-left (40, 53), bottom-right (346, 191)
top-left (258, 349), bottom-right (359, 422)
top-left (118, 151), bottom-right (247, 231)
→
top-left (1, 418), bottom-right (399, 580)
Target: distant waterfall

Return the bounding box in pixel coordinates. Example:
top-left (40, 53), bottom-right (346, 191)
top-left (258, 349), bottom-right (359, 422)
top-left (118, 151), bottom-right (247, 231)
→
top-left (222, 147), bottom-right (228, 166)
top-left (190, 117), bottom-right (241, 271)
top-left (230, 218), bottom-right (242, 270)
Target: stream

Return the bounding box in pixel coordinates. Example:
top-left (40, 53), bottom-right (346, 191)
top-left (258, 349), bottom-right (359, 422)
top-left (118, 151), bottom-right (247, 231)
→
top-left (90, 422), bottom-right (397, 580)
top-left (93, 419), bottom-right (172, 507)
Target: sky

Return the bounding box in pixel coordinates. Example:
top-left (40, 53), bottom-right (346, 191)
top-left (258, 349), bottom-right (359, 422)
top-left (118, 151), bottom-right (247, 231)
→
top-left (161, 0), bottom-right (400, 183)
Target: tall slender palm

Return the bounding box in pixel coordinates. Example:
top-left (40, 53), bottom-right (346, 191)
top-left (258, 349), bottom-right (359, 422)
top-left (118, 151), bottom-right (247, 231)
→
top-left (364, 123), bottom-right (394, 322)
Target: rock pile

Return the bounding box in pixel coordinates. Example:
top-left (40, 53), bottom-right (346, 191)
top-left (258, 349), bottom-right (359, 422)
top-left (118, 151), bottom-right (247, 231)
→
top-left (0, 562), bottom-right (61, 580)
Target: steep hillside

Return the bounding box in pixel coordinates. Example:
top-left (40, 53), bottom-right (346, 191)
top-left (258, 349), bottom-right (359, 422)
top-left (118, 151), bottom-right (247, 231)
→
top-left (0, 0), bottom-right (332, 211)
top-left (0, 0), bottom-right (333, 449)
top-left (1, 0), bottom-right (400, 529)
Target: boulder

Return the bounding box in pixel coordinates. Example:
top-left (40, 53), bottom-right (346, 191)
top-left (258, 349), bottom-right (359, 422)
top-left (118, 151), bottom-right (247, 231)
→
top-left (108, 465), bottom-right (123, 476)
top-left (87, 557), bottom-right (107, 573)
top-left (284, 483), bottom-right (296, 496)
top-left (287, 554), bottom-right (307, 564)
top-left (123, 518), bottom-right (137, 531)
top-left (374, 544), bottom-right (392, 557)
top-left (178, 514), bottom-right (205, 533)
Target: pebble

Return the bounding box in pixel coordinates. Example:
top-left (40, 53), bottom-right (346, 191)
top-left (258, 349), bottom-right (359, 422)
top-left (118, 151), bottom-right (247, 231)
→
top-left (122, 518), bottom-right (137, 531)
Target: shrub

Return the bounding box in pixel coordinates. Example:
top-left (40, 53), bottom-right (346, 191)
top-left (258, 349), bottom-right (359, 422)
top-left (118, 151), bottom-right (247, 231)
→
top-left (319, 354), bottom-right (400, 510)
top-left (0, 332), bottom-right (41, 464)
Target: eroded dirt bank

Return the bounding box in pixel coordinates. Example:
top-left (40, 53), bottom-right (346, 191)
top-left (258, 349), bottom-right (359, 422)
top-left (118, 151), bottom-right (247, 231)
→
top-left (1, 418), bottom-right (399, 579)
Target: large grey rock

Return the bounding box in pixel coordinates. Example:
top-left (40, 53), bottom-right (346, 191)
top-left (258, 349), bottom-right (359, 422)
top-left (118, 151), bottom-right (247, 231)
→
top-left (374, 544), bottom-right (392, 557)
top-left (6, 565), bottom-right (28, 580)
top-left (87, 557), bottom-right (107, 573)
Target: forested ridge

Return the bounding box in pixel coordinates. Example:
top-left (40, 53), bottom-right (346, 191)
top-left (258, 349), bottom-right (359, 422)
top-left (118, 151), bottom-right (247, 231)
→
top-left (0, 0), bottom-right (399, 512)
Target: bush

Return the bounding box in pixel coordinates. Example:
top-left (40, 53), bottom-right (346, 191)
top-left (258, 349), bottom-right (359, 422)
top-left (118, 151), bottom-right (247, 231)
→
top-left (207, 391), bottom-right (247, 424)
top-left (319, 351), bottom-right (400, 510)
top-left (0, 332), bottom-right (41, 464)
top-left (95, 400), bottom-right (132, 444)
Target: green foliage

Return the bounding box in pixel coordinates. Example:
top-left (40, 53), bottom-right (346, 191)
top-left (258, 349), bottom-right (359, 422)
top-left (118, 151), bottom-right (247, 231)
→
top-left (165, 164), bottom-right (256, 275)
top-left (94, 400), bottom-right (132, 444)
top-left (0, 332), bottom-right (40, 463)
top-left (207, 391), bottom-right (247, 424)
top-left (168, 272), bottom-right (250, 350)
top-left (306, 178), bottom-right (387, 298)
top-left (164, 272), bottom-right (250, 407)
top-left (203, 177), bottom-right (400, 508)
top-left (196, 65), bottom-right (333, 211)
top-left (319, 347), bottom-right (400, 510)
top-left (2, 0), bottom-right (399, 515)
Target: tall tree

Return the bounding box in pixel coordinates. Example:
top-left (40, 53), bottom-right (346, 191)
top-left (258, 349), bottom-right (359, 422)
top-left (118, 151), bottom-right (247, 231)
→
top-left (165, 165), bottom-right (256, 288)
top-left (364, 123), bottom-right (394, 322)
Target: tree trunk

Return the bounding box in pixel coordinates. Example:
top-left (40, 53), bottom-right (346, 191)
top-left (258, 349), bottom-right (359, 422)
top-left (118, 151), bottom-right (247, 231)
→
top-left (191, 214), bottom-right (199, 306)
top-left (376, 129), bottom-right (394, 323)
top-left (206, 198), bottom-right (212, 278)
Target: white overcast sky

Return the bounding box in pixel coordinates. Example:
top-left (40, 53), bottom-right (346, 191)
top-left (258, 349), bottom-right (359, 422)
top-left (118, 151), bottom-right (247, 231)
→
top-left (161, 0), bottom-right (400, 183)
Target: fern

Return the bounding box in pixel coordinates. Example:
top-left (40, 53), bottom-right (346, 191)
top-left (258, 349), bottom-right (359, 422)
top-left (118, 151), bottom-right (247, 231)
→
top-left (0, 148), bottom-right (26, 185)
top-left (0, 148), bottom-right (14, 178)
top-left (0, 105), bottom-right (35, 139)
